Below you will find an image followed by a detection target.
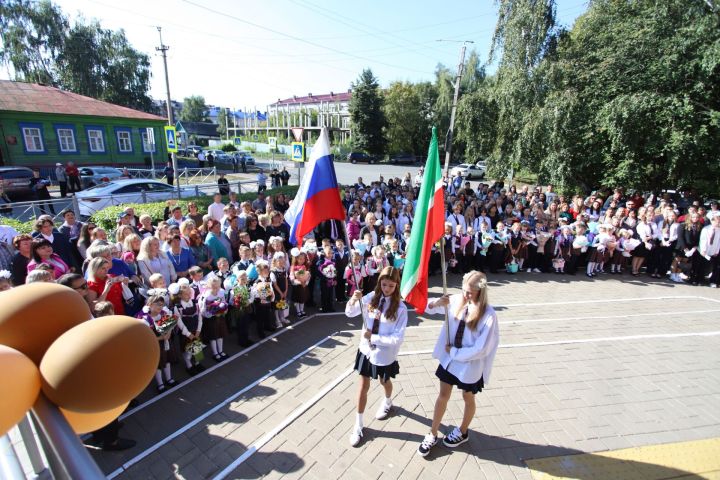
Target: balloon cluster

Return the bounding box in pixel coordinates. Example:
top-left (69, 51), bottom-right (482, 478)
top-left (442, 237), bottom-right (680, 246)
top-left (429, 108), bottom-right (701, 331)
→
top-left (0, 283), bottom-right (159, 435)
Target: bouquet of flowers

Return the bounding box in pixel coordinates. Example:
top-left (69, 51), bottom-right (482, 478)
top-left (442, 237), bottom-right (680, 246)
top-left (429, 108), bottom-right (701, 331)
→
top-left (154, 308), bottom-right (178, 336)
top-left (321, 263), bottom-right (337, 287)
top-left (293, 268), bottom-right (308, 285)
top-left (231, 284), bottom-right (251, 308)
top-left (205, 297), bottom-right (228, 316)
top-left (185, 338), bottom-right (205, 355)
top-left (573, 235), bottom-right (590, 252)
top-left (275, 299), bottom-right (288, 310)
top-left (185, 338), bottom-right (205, 362)
top-left (253, 281), bottom-right (273, 301)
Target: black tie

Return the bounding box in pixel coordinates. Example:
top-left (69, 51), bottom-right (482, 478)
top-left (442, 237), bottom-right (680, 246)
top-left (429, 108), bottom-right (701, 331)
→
top-left (372, 297), bottom-right (386, 334)
top-left (454, 307), bottom-right (468, 348)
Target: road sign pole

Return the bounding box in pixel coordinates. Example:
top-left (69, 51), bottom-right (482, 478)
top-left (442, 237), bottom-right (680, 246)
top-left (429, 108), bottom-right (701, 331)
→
top-left (157, 27), bottom-right (178, 191)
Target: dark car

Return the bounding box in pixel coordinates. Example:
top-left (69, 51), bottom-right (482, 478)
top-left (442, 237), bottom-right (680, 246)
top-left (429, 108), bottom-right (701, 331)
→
top-left (390, 152), bottom-right (416, 164)
top-left (347, 152), bottom-right (379, 164)
top-left (0, 166), bottom-right (34, 199)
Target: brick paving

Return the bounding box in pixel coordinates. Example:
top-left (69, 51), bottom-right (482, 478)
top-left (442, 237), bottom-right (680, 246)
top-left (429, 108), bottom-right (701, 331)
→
top-left (93, 274), bottom-right (720, 479)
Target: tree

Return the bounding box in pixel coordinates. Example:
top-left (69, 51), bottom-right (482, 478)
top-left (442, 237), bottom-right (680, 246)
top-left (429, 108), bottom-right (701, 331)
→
top-left (383, 81), bottom-right (432, 154)
top-left (455, 83), bottom-right (498, 165)
top-left (0, 0), bottom-right (152, 111)
top-left (216, 108), bottom-right (228, 138)
top-left (180, 95), bottom-right (209, 123)
top-left (535, 0), bottom-right (720, 193)
top-left (488, 0), bottom-right (558, 177)
top-left (349, 68), bottom-right (387, 155)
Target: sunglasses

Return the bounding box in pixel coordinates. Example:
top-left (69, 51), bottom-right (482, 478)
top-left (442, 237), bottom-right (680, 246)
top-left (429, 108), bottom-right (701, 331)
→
top-left (73, 283), bottom-right (88, 291)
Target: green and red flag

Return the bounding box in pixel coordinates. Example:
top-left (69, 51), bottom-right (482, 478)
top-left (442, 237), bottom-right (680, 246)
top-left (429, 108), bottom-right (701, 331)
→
top-left (400, 127), bottom-right (445, 313)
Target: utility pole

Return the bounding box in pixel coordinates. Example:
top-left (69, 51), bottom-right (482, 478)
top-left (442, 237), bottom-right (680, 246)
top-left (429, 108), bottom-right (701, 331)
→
top-left (156, 27), bottom-right (178, 188)
top-left (438, 40), bottom-right (474, 177)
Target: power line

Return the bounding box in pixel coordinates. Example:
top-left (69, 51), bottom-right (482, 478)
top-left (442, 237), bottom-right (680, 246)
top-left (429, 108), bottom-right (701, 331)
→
top-left (180, 0), bottom-right (437, 75)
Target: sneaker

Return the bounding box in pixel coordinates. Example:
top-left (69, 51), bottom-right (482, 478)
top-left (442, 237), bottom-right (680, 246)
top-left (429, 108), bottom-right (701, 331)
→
top-left (275, 319), bottom-right (283, 328)
top-left (417, 433), bottom-right (438, 457)
top-left (710, 283), bottom-right (718, 289)
top-left (442, 427), bottom-right (469, 448)
top-left (349, 426), bottom-right (363, 447)
top-left (533, 268), bottom-right (542, 273)
top-left (375, 401), bottom-right (392, 420)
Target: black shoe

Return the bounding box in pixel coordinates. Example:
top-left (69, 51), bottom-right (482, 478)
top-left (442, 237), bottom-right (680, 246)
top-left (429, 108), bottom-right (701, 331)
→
top-left (186, 366), bottom-right (196, 376)
top-left (99, 438), bottom-right (136, 451)
top-left (214, 354), bottom-right (223, 362)
top-left (166, 378), bottom-right (178, 387)
top-left (417, 433), bottom-right (438, 457)
top-left (442, 427), bottom-right (469, 448)
top-left (193, 363), bottom-right (206, 373)
top-left (156, 383), bottom-right (166, 393)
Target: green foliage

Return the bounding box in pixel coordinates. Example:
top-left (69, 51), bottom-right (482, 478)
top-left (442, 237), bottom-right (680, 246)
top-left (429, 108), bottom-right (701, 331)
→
top-left (180, 95), bottom-right (210, 123)
top-left (220, 143), bottom-right (237, 152)
top-left (349, 68), bottom-right (387, 155)
top-left (383, 81), bottom-right (432, 154)
top-left (456, 85), bottom-right (498, 167)
top-left (216, 108), bottom-right (228, 137)
top-left (0, 215), bottom-right (35, 234)
top-left (88, 185), bottom-right (299, 231)
top-left (0, 0), bottom-right (152, 111)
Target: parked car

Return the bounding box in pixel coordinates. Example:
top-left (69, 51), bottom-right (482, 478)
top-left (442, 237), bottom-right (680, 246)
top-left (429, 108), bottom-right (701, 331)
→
top-left (0, 166), bottom-right (34, 199)
top-left (389, 153), bottom-right (416, 164)
top-left (74, 179), bottom-right (204, 217)
top-left (450, 162), bottom-right (486, 180)
top-left (79, 166), bottom-right (124, 189)
top-left (186, 145), bottom-right (203, 157)
top-left (203, 150), bottom-right (231, 163)
top-left (232, 151), bottom-right (255, 166)
top-left (347, 152), bottom-right (379, 164)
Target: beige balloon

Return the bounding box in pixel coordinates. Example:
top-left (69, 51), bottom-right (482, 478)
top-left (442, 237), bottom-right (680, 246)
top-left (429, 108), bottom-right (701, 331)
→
top-left (0, 283), bottom-right (91, 364)
top-left (0, 345), bottom-right (41, 436)
top-left (60, 402), bottom-right (129, 434)
top-left (40, 315), bottom-right (159, 413)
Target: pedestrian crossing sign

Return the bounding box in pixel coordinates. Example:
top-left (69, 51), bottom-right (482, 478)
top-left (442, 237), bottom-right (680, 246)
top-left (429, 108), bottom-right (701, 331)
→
top-left (291, 142), bottom-right (304, 162)
top-left (164, 126), bottom-right (178, 152)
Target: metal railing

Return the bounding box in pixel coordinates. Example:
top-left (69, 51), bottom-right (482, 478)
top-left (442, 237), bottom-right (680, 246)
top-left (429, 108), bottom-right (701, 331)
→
top-left (2, 394), bottom-right (104, 480)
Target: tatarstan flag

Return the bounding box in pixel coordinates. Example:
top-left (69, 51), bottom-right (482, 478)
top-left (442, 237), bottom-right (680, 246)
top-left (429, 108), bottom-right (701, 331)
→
top-left (400, 127), bottom-right (445, 313)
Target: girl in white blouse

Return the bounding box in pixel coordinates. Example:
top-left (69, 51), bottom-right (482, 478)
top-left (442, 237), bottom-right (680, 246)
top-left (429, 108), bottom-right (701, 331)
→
top-left (345, 266), bottom-right (408, 448)
top-left (417, 271), bottom-right (500, 457)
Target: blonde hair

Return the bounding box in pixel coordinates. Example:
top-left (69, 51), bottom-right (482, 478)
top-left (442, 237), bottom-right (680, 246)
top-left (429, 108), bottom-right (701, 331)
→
top-left (86, 257), bottom-right (110, 283)
top-left (93, 301), bottom-right (115, 317)
top-left (115, 225), bottom-right (134, 243)
top-left (454, 271), bottom-right (489, 331)
top-left (148, 273), bottom-right (164, 288)
top-left (123, 233), bottom-right (141, 253)
top-left (137, 236), bottom-right (163, 262)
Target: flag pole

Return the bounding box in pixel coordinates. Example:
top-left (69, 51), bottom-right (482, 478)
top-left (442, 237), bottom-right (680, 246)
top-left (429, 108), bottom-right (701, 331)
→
top-left (439, 235), bottom-right (451, 347)
top-left (342, 224), bottom-right (370, 333)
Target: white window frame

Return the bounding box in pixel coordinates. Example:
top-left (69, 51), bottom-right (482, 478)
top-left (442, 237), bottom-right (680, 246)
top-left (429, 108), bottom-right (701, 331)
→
top-left (57, 128), bottom-right (76, 153)
top-left (141, 129), bottom-right (156, 153)
top-left (117, 130), bottom-right (132, 153)
top-left (87, 129), bottom-right (105, 153)
top-left (22, 127), bottom-right (44, 153)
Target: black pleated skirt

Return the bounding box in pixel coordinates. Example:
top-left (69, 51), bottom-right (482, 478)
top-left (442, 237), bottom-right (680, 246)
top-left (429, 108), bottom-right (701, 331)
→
top-left (354, 350), bottom-right (399, 381)
top-left (435, 364), bottom-right (484, 394)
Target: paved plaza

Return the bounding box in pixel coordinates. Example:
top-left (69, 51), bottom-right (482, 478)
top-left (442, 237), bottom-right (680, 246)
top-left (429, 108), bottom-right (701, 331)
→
top-left (90, 273), bottom-right (720, 479)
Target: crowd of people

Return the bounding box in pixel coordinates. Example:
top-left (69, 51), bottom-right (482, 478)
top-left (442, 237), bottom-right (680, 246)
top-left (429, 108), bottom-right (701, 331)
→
top-left (0, 168), bottom-right (718, 448)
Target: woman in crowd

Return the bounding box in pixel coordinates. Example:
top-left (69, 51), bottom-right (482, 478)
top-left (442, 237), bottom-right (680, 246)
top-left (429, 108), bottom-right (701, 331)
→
top-left (10, 234), bottom-right (33, 285)
top-left (188, 229), bottom-right (214, 274)
top-left (27, 238), bottom-right (70, 280)
top-left (137, 236), bottom-right (176, 286)
top-left (86, 256), bottom-right (125, 315)
top-left (166, 234), bottom-right (196, 278)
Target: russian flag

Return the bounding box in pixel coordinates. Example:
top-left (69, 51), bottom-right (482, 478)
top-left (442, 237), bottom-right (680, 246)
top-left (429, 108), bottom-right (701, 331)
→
top-left (284, 127), bottom-right (346, 245)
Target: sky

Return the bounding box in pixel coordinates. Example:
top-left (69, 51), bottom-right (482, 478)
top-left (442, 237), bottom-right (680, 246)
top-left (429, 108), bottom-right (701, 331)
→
top-left (37, 0), bottom-right (588, 109)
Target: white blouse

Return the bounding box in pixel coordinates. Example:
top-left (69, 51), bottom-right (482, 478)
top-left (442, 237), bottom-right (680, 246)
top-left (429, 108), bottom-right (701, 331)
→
top-left (345, 292), bottom-right (408, 366)
top-left (425, 295), bottom-right (500, 384)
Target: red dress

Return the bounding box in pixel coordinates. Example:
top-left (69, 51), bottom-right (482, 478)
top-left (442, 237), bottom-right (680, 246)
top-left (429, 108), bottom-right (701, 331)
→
top-left (88, 277), bottom-right (125, 315)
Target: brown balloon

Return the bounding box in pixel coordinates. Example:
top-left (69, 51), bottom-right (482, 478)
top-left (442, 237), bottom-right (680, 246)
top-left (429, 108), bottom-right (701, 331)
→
top-left (0, 283), bottom-right (91, 364)
top-left (40, 315), bottom-right (159, 413)
top-left (0, 345), bottom-right (42, 436)
top-left (60, 402), bottom-right (129, 434)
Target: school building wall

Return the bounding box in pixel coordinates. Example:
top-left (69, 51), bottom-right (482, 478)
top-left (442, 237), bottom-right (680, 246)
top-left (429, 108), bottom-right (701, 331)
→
top-left (0, 110), bottom-right (169, 175)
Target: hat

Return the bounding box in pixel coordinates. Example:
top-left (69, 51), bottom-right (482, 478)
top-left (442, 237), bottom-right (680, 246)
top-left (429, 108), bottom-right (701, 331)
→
top-left (55, 163), bottom-right (62, 166)
top-left (374, 220), bottom-right (383, 227)
top-left (117, 212), bottom-right (129, 219)
top-left (272, 251), bottom-right (286, 260)
top-left (168, 283), bottom-right (181, 296)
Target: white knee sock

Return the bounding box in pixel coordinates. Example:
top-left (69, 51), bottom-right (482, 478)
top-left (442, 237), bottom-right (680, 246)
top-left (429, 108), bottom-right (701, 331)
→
top-left (210, 339), bottom-right (218, 356)
top-left (355, 413), bottom-right (363, 429)
top-left (587, 262), bottom-right (595, 275)
top-left (183, 352), bottom-right (193, 368)
top-left (155, 370), bottom-right (163, 386)
top-left (163, 364), bottom-right (172, 381)
top-left (217, 337), bottom-right (224, 354)
top-left (295, 303), bottom-right (302, 314)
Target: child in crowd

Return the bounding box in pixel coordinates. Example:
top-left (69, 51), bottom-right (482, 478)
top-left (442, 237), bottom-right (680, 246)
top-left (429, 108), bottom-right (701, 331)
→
top-left (252, 260), bottom-right (276, 334)
top-left (140, 295), bottom-right (177, 392)
top-left (0, 270), bottom-right (12, 291)
top-left (334, 238), bottom-right (349, 302)
top-left (290, 249), bottom-right (311, 318)
top-left (270, 252), bottom-right (290, 326)
top-left (365, 245), bottom-right (389, 294)
top-left (345, 250), bottom-right (365, 297)
top-left (199, 275), bottom-right (229, 362)
top-left (170, 281), bottom-right (205, 375)
top-left (317, 244), bottom-right (338, 313)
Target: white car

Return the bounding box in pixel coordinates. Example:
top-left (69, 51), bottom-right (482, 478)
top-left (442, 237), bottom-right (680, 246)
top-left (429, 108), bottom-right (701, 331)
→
top-left (75, 179), bottom-right (203, 217)
top-left (450, 162), bottom-right (486, 180)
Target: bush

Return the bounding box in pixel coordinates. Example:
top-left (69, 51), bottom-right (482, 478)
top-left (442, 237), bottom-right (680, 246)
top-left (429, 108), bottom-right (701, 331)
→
top-left (88, 185), bottom-right (299, 231)
top-left (0, 215), bottom-right (36, 234)
top-left (220, 143), bottom-right (238, 152)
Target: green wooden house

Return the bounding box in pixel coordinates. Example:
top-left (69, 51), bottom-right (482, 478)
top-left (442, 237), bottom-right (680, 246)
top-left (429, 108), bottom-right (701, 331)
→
top-left (0, 80), bottom-right (169, 173)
